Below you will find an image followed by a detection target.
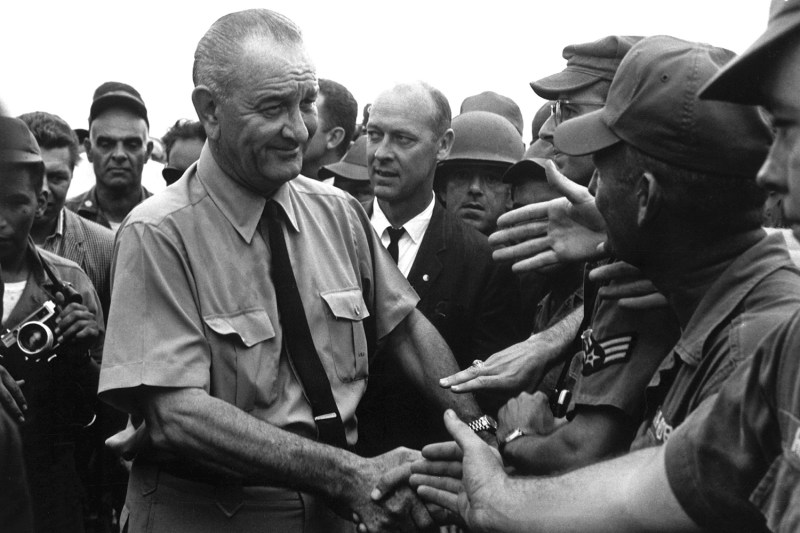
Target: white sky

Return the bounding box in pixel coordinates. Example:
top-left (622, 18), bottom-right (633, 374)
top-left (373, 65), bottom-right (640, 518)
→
top-left (2, 0), bottom-right (770, 145)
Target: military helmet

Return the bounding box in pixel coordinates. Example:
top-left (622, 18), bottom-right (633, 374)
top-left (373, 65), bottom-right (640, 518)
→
top-left (443, 111), bottom-right (524, 166)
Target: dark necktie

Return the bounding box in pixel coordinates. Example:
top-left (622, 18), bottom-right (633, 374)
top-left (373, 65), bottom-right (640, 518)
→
top-left (264, 201), bottom-right (348, 449)
top-left (387, 227), bottom-right (405, 264)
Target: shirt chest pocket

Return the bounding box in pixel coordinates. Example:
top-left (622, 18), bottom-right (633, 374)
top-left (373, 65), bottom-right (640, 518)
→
top-left (203, 309), bottom-right (277, 411)
top-left (320, 289), bottom-right (370, 383)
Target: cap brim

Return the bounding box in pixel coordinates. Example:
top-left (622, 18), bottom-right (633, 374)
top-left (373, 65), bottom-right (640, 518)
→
top-left (502, 158), bottom-right (548, 183)
top-left (319, 161), bottom-right (370, 181)
top-left (700, 9), bottom-right (800, 104)
top-left (530, 70), bottom-right (603, 100)
top-left (554, 108), bottom-right (621, 156)
top-left (90, 95), bottom-right (148, 124)
top-left (0, 149), bottom-right (42, 164)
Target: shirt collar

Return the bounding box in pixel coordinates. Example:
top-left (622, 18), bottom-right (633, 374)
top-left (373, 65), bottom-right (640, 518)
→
top-left (195, 145), bottom-right (301, 243)
top-left (54, 208), bottom-right (65, 237)
top-left (371, 196), bottom-right (435, 244)
top-left (673, 231), bottom-right (793, 365)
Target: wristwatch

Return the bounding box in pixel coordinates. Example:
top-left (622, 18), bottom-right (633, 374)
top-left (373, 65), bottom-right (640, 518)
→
top-left (467, 414), bottom-right (497, 435)
top-left (499, 427), bottom-right (526, 454)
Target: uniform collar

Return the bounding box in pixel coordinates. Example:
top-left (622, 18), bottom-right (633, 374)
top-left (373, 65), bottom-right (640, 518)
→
top-left (673, 231), bottom-right (793, 365)
top-left (195, 145), bottom-right (301, 243)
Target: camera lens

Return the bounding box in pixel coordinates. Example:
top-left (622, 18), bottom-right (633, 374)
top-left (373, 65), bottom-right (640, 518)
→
top-left (17, 321), bottom-right (54, 357)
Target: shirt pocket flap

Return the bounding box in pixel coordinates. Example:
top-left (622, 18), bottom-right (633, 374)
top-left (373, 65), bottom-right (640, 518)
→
top-left (203, 309), bottom-right (275, 347)
top-left (321, 288), bottom-right (370, 321)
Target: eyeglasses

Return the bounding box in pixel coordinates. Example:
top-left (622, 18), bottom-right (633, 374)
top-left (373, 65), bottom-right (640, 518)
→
top-left (549, 100), bottom-right (605, 126)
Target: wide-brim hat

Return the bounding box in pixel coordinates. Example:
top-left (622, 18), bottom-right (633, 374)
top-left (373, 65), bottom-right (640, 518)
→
top-left (318, 135), bottom-right (369, 181)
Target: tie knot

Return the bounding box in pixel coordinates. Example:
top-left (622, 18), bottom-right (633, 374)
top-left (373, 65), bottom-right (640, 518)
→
top-left (265, 200), bottom-right (282, 221)
top-left (387, 227), bottom-right (405, 242)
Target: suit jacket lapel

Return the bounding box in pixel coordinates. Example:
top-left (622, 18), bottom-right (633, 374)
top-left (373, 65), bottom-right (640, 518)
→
top-left (407, 202), bottom-right (446, 300)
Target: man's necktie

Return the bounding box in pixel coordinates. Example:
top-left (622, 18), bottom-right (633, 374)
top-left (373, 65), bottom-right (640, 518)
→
top-left (387, 227), bottom-right (405, 264)
top-left (264, 201), bottom-right (348, 449)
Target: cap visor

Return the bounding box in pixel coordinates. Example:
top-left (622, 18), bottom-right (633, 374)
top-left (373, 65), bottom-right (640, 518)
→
top-left (320, 161), bottom-right (370, 181)
top-left (554, 109), bottom-right (620, 156)
top-left (700, 13), bottom-right (800, 104)
top-left (530, 70), bottom-right (601, 100)
top-left (502, 159), bottom-right (547, 183)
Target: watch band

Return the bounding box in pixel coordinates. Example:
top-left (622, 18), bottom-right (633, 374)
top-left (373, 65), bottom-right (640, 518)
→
top-left (499, 427), bottom-right (526, 454)
top-left (467, 414), bottom-right (497, 435)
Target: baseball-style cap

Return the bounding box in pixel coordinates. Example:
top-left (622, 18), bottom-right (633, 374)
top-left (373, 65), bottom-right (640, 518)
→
top-left (460, 91), bottom-right (524, 136)
top-left (502, 140), bottom-right (554, 184)
top-left (554, 35), bottom-right (773, 180)
top-left (0, 116), bottom-right (43, 164)
top-left (89, 81), bottom-right (149, 126)
top-left (531, 35), bottom-right (643, 100)
top-left (318, 135), bottom-right (369, 182)
top-left (700, 0), bottom-right (800, 104)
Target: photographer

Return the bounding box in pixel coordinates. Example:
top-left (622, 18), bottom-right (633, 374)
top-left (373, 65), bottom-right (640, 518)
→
top-left (1, 116), bottom-right (104, 533)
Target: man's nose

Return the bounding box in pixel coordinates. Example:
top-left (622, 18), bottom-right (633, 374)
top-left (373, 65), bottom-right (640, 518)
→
top-left (756, 144), bottom-right (787, 194)
top-left (539, 113), bottom-right (556, 143)
top-left (468, 174), bottom-right (484, 194)
top-left (111, 141), bottom-right (127, 160)
top-left (282, 107), bottom-right (310, 144)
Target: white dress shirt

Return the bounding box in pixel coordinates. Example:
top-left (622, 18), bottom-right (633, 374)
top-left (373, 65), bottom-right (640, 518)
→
top-left (370, 196), bottom-right (435, 278)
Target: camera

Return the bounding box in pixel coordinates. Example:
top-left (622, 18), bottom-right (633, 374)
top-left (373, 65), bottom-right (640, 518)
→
top-left (1, 300), bottom-right (62, 361)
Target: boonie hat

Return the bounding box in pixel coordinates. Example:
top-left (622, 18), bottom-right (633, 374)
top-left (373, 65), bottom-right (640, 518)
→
top-left (0, 116), bottom-right (43, 164)
top-left (700, 0), bottom-right (800, 104)
top-left (318, 135), bottom-right (369, 182)
top-left (460, 91), bottom-right (524, 136)
top-left (531, 35), bottom-right (643, 100)
top-left (554, 35), bottom-right (772, 179)
top-left (89, 81), bottom-right (149, 126)
top-left (503, 140), bottom-right (554, 184)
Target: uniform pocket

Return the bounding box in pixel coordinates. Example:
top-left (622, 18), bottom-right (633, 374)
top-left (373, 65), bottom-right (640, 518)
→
top-left (320, 288), bottom-right (370, 383)
top-left (203, 309), bottom-right (276, 410)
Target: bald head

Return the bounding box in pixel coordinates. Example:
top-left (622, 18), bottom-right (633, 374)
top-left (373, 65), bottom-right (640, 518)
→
top-left (373, 82), bottom-right (451, 140)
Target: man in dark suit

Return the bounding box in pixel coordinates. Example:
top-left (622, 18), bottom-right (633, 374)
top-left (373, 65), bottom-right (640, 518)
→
top-left (356, 82), bottom-right (521, 455)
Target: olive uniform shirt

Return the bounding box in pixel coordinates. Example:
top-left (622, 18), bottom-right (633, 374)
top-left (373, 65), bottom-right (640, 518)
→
top-left (632, 232), bottom-right (800, 449)
top-left (666, 307), bottom-right (800, 532)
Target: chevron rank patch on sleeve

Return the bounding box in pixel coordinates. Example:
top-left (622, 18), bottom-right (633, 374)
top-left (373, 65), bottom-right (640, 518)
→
top-left (580, 328), bottom-right (638, 376)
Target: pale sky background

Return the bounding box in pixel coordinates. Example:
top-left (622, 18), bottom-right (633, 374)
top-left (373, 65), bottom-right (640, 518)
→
top-left (2, 1), bottom-right (771, 165)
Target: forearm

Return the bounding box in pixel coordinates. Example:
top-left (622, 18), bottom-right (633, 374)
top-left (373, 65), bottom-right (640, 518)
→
top-left (140, 386), bottom-right (364, 503)
top-left (497, 446), bottom-right (698, 532)
top-left (503, 407), bottom-right (633, 475)
top-left (392, 309), bottom-right (483, 420)
top-left (533, 306), bottom-right (583, 364)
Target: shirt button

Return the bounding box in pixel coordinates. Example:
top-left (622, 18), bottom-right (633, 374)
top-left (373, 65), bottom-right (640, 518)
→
top-left (422, 274), bottom-right (430, 282)
top-left (84, 200), bottom-right (93, 207)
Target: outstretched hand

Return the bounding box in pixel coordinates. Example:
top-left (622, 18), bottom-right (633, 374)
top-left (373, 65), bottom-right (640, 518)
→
top-left (409, 411), bottom-right (512, 532)
top-left (350, 447), bottom-right (434, 533)
top-left (490, 161), bottom-right (607, 273)
top-left (588, 260), bottom-right (668, 310)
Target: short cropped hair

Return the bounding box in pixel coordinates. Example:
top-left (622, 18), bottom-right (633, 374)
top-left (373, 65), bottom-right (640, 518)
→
top-left (161, 119), bottom-right (207, 158)
top-left (193, 9), bottom-right (304, 102)
top-left (18, 111), bottom-right (80, 170)
top-left (421, 82), bottom-right (452, 139)
top-left (318, 79), bottom-right (357, 156)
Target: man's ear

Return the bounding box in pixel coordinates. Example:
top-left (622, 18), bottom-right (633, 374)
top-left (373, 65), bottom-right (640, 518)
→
top-left (192, 85), bottom-right (220, 141)
top-left (326, 126), bottom-right (347, 152)
top-left (36, 188), bottom-right (48, 218)
top-left (637, 171), bottom-right (662, 227)
top-left (84, 137), bottom-right (93, 163)
top-left (145, 139), bottom-right (154, 162)
top-left (435, 128), bottom-right (455, 162)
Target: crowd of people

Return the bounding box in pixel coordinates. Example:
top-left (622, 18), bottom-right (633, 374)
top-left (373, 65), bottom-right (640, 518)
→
top-left (1, 1), bottom-right (799, 532)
